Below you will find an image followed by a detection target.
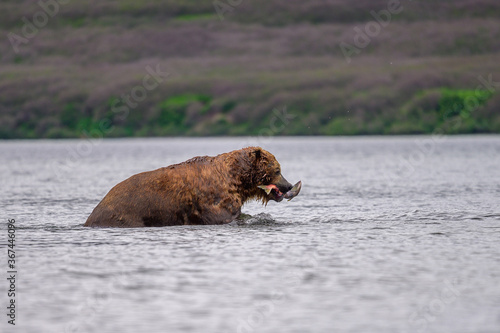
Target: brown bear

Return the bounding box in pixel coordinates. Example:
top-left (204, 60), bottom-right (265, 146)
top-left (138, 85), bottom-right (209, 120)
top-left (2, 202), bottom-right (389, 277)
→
top-left (84, 147), bottom-right (301, 228)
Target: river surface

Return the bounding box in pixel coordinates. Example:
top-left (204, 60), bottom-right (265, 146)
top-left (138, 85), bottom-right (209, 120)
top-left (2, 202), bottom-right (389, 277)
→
top-left (1, 136), bottom-right (500, 333)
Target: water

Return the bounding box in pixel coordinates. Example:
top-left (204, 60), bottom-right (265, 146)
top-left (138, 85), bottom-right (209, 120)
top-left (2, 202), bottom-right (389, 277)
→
top-left (1, 136), bottom-right (499, 333)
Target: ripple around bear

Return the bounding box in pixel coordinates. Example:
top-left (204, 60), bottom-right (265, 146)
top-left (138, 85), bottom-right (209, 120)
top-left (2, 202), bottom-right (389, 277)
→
top-left (84, 147), bottom-right (296, 228)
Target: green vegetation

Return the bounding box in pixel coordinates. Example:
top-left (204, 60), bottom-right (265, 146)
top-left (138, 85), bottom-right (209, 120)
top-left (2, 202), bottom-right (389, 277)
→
top-left (154, 94), bottom-right (211, 135)
top-left (438, 88), bottom-right (492, 119)
top-left (396, 88), bottom-right (495, 134)
top-left (0, 0), bottom-right (500, 138)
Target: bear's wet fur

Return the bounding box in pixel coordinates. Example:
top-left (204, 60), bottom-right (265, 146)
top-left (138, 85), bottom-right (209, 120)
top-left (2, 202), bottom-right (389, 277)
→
top-left (84, 147), bottom-right (293, 228)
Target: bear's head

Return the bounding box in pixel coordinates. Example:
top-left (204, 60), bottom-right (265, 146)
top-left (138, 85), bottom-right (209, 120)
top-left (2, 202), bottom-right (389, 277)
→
top-left (238, 147), bottom-right (294, 203)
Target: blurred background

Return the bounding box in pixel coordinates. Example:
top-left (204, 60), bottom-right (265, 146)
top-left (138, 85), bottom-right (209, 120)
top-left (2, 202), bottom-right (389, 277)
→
top-left (1, 0), bottom-right (499, 139)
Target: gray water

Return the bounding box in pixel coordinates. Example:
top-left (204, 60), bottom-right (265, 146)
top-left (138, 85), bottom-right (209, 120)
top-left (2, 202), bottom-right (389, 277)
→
top-left (1, 136), bottom-right (499, 333)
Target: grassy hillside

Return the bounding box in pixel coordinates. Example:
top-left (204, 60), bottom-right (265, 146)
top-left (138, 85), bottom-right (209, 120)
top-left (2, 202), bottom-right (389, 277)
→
top-left (1, 0), bottom-right (500, 138)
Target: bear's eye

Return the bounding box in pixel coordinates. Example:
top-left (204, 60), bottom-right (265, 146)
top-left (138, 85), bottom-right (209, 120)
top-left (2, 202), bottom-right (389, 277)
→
top-left (275, 170), bottom-right (280, 176)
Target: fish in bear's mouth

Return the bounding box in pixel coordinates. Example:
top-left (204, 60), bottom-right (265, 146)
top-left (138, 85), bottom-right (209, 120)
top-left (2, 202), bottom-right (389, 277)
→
top-left (258, 181), bottom-right (302, 202)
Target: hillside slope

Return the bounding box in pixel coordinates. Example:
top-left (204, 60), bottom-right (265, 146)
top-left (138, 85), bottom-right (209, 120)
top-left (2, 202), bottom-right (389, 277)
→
top-left (1, 0), bottom-right (499, 138)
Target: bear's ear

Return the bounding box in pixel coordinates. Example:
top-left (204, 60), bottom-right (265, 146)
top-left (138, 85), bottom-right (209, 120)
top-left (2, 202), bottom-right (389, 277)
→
top-left (247, 147), bottom-right (262, 162)
top-left (247, 146), bottom-right (263, 163)
top-left (254, 147), bottom-right (262, 160)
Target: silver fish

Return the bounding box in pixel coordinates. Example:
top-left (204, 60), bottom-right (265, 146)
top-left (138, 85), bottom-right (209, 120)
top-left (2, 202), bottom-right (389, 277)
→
top-left (257, 184), bottom-right (278, 195)
top-left (284, 181), bottom-right (302, 201)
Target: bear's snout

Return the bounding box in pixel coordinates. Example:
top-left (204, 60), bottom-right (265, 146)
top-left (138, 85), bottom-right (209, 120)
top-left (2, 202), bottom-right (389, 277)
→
top-left (276, 175), bottom-right (293, 194)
